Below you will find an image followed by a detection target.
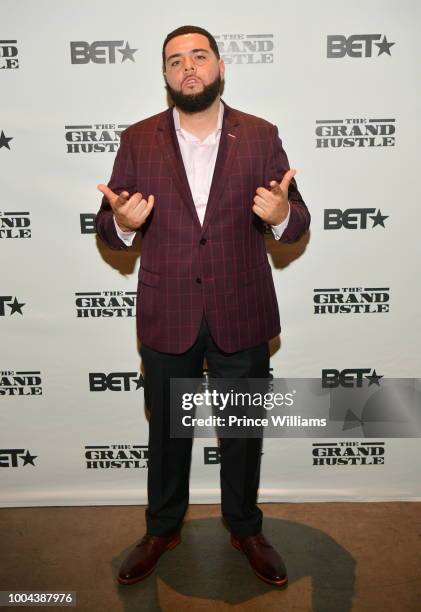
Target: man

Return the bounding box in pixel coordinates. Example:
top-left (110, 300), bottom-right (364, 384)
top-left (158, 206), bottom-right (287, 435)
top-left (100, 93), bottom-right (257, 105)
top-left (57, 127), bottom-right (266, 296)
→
top-left (96, 25), bottom-right (310, 587)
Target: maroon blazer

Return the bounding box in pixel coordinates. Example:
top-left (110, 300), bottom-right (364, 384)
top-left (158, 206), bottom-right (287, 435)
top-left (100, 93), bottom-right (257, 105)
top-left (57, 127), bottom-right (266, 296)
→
top-left (95, 102), bottom-right (310, 354)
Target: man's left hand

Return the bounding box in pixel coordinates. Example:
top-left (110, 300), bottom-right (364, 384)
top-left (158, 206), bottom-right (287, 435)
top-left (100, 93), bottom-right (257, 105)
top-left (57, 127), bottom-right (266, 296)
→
top-left (252, 169), bottom-right (296, 225)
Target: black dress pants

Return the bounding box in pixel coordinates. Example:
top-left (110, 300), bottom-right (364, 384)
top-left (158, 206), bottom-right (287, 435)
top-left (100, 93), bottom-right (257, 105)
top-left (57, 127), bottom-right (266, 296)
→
top-left (140, 316), bottom-right (269, 537)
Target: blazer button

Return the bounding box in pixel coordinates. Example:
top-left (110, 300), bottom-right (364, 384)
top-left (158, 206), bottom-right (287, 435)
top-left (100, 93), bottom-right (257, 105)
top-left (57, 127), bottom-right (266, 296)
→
top-left (196, 277), bottom-right (202, 284)
top-left (200, 238), bottom-right (207, 245)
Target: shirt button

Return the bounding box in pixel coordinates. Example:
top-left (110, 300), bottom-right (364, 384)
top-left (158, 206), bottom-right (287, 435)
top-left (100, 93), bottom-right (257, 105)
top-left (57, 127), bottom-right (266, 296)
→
top-left (200, 238), bottom-right (207, 245)
top-left (196, 278), bottom-right (202, 284)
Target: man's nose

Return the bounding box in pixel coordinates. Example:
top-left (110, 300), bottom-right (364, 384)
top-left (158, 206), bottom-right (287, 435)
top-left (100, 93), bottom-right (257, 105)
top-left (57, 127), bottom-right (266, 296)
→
top-left (183, 56), bottom-right (196, 71)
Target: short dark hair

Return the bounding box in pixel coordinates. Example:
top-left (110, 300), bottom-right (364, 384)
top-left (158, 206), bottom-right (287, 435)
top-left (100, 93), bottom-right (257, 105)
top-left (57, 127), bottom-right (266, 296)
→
top-left (162, 25), bottom-right (220, 69)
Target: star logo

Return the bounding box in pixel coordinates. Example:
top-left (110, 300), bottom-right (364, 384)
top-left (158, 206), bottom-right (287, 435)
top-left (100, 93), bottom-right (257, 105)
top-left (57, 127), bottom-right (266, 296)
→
top-left (365, 370), bottom-right (383, 386)
top-left (8, 297), bottom-right (25, 315)
top-left (0, 130), bottom-right (13, 150)
top-left (118, 42), bottom-right (138, 63)
top-left (370, 209), bottom-right (389, 228)
top-left (375, 36), bottom-right (395, 56)
top-left (21, 450), bottom-right (37, 466)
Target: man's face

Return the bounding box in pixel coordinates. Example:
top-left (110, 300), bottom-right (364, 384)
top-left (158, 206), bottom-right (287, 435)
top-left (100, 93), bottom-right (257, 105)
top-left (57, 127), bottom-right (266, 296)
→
top-left (163, 33), bottom-right (225, 112)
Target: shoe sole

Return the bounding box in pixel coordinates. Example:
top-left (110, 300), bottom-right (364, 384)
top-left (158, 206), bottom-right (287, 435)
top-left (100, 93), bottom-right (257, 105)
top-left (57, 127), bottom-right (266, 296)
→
top-left (117, 535), bottom-right (181, 585)
top-left (231, 537), bottom-right (288, 587)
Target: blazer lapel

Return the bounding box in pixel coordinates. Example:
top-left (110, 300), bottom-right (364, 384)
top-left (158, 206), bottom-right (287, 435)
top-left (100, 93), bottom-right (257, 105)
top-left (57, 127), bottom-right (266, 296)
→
top-left (201, 103), bottom-right (241, 235)
top-left (156, 108), bottom-right (201, 230)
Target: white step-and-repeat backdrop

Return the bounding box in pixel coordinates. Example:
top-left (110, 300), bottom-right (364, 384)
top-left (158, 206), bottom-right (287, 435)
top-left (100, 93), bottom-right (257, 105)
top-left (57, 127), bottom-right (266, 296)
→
top-left (1, 0), bottom-right (420, 506)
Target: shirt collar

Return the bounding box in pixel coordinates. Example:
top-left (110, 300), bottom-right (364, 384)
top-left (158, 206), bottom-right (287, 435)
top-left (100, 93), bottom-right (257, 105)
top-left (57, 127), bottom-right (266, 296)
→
top-left (173, 101), bottom-right (224, 143)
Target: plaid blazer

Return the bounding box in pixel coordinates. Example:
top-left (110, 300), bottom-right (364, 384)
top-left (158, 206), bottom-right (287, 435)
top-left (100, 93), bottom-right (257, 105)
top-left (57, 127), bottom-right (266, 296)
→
top-left (96, 102), bottom-right (310, 353)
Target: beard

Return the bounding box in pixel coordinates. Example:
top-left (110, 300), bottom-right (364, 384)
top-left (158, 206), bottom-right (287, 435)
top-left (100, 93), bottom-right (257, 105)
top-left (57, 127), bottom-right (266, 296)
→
top-left (165, 74), bottom-right (223, 113)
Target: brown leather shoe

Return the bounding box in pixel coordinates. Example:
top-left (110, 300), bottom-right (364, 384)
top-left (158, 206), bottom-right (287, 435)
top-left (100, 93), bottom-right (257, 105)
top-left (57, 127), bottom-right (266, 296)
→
top-left (231, 533), bottom-right (288, 586)
top-left (118, 532), bottom-right (181, 585)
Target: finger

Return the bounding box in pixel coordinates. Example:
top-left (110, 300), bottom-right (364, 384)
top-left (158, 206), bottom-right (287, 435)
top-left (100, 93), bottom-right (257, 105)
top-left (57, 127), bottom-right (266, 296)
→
top-left (120, 194), bottom-right (151, 229)
top-left (253, 194), bottom-right (269, 209)
top-left (124, 192), bottom-right (143, 211)
top-left (97, 183), bottom-right (131, 210)
top-left (279, 168), bottom-right (297, 191)
top-left (113, 191), bottom-right (131, 209)
top-left (252, 204), bottom-right (266, 219)
top-left (115, 192), bottom-right (143, 217)
top-left (269, 180), bottom-right (282, 195)
top-left (136, 195), bottom-right (155, 223)
top-left (129, 192), bottom-right (143, 204)
top-left (142, 194), bottom-right (154, 215)
top-left (255, 186), bottom-right (271, 198)
top-left (97, 183), bottom-right (119, 203)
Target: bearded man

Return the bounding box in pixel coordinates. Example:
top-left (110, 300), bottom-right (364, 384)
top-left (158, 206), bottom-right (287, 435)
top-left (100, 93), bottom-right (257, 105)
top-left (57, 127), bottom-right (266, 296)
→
top-left (96, 24), bottom-right (310, 587)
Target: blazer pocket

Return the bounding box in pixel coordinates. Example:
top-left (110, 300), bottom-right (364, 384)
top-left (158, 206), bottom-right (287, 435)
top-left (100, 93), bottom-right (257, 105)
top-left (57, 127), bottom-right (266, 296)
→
top-left (139, 267), bottom-right (161, 288)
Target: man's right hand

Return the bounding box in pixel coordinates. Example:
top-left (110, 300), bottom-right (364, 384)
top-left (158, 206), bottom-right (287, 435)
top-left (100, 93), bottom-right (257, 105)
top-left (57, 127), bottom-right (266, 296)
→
top-left (97, 184), bottom-right (154, 233)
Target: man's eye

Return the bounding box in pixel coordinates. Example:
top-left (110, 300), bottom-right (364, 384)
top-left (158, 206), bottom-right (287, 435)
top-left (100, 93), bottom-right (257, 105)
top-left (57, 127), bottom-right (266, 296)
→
top-left (171, 60), bottom-right (180, 67)
top-left (195, 55), bottom-right (206, 61)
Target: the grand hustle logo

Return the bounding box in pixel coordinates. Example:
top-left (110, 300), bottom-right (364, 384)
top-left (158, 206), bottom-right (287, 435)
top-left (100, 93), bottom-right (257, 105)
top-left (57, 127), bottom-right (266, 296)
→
top-left (85, 444), bottom-right (148, 469)
top-left (327, 34), bottom-right (395, 58)
top-left (315, 118), bottom-right (395, 148)
top-left (313, 287), bottom-right (390, 314)
top-left (0, 40), bottom-right (19, 69)
top-left (70, 41), bottom-right (137, 64)
top-left (312, 441), bottom-right (385, 465)
top-left (75, 291), bottom-right (136, 317)
top-left (65, 123), bottom-right (129, 153)
top-left (0, 371), bottom-right (42, 396)
top-left (214, 33), bottom-right (274, 64)
top-left (0, 211), bottom-right (31, 238)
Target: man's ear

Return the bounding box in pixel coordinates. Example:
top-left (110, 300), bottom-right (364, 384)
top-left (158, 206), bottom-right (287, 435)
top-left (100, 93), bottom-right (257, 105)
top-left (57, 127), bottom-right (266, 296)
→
top-left (219, 58), bottom-right (225, 80)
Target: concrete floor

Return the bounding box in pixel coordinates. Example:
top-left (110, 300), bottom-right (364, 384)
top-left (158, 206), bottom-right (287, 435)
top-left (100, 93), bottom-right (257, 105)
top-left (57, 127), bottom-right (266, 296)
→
top-left (1, 502), bottom-right (420, 611)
